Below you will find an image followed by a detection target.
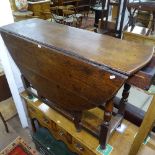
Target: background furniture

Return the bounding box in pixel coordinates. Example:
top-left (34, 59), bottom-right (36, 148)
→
top-left (21, 91), bottom-right (155, 155)
top-left (13, 10), bottom-right (34, 21)
top-left (28, 0), bottom-right (51, 19)
top-left (95, 0), bottom-right (127, 37)
top-left (33, 127), bottom-right (77, 155)
top-left (91, 0), bottom-right (110, 28)
top-left (123, 25), bottom-right (155, 46)
top-left (51, 6), bottom-right (83, 27)
top-left (0, 66), bottom-right (11, 133)
top-left (129, 92), bottom-right (155, 155)
top-left (127, 0), bottom-right (155, 33)
top-left (0, 112), bottom-right (9, 133)
top-left (0, 69), bottom-right (11, 102)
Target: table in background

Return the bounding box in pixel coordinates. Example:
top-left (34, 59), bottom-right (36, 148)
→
top-left (28, 0), bottom-right (51, 19)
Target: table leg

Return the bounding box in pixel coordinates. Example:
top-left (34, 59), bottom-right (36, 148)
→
top-left (73, 111), bottom-right (82, 132)
top-left (99, 98), bottom-right (114, 149)
top-left (118, 83), bottom-right (131, 116)
top-left (94, 10), bottom-right (102, 28)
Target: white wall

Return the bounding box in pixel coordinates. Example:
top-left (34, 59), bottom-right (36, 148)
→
top-left (0, 0), bottom-right (28, 128)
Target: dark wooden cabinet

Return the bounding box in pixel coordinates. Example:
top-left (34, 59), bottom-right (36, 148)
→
top-left (0, 72), bottom-right (11, 102)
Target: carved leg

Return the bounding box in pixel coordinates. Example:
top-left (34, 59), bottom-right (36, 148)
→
top-left (73, 111), bottom-right (82, 132)
top-left (118, 83), bottom-right (131, 116)
top-left (99, 98), bottom-right (114, 149)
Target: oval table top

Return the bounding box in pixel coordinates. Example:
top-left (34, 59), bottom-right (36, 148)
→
top-left (0, 18), bottom-right (154, 76)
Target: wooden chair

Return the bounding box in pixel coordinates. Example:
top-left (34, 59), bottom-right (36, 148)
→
top-left (0, 112), bottom-right (9, 133)
top-left (127, 0), bottom-right (155, 33)
top-left (129, 88), bottom-right (155, 155)
top-left (51, 5), bottom-right (83, 27)
top-left (0, 73), bottom-right (10, 133)
top-left (76, 0), bottom-right (92, 17)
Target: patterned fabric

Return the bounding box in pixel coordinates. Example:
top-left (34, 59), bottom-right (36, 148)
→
top-left (0, 137), bottom-right (38, 155)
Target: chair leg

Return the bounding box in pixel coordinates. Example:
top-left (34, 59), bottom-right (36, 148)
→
top-left (0, 112), bottom-right (9, 133)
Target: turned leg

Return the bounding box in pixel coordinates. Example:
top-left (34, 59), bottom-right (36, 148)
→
top-left (73, 111), bottom-right (82, 132)
top-left (118, 83), bottom-right (131, 116)
top-left (99, 98), bottom-right (114, 149)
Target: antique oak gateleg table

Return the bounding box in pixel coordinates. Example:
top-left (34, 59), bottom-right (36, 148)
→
top-left (0, 19), bottom-right (154, 149)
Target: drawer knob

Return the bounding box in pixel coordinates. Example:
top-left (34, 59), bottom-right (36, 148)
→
top-left (43, 117), bottom-right (49, 124)
top-left (59, 130), bottom-right (65, 136)
top-left (29, 107), bottom-right (35, 112)
top-left (75, 143), bottom-right (84, 151)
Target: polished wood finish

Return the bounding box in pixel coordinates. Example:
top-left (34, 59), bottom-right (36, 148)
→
top-left (0, 18), bottom-right (154, 149)
top-left (0, 19), bottom-right (153, 75)
top-left (21, 92), bottom-right (155, 155)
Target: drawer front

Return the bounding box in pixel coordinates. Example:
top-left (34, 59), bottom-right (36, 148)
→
top-left (72, 138), bottom-right (93, 155)
top-left (34, 140), bottom-right (54, 155)
top-left (30, 4), bottom-right (42, 12)
top-left (33, 11), bottom-right (41, 16)
top-left (41, 3), bottom-right (50, 10)
top-left (27, 103), bottom-right (41, 117)
top-left (51, 121), bottom-right (58, 132)
top-left (56, 126), bottom-right (72, 145)
top-left (39, 114), bottom-right (51, 129)
top-left (27, 103), bottom-right (51, 128)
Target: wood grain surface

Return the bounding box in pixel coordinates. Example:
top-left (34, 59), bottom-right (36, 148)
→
top-left (0, 32), bottom-right (125, 111)
top-left (0, 18), bottom-right (153, 76)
